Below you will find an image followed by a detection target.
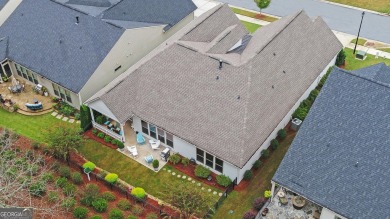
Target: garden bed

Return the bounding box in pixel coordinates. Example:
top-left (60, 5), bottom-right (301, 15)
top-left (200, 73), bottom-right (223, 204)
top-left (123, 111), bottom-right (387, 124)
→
top-left (84, 129), bottom-right (119, 150)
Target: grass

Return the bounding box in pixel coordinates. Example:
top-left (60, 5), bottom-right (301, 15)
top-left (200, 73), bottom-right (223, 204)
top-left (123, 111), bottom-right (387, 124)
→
top-left (213, 133), bottom-right (295, 218)
top-left (230, 7), bottom-right (278, 22)
top-left (0, 108), bottom-right (74, 143)
top-left (78, 140), bottom-right (220, 212)
top-left (350, 38), bottom-right (367, 46)
top-left (344, 48), bottom-right (390, 71)
top-left (241, 21), bottom-right (261, 33)
top-left (378, 48), bottom-right (390, 53)
top-left (328, 0), bottom-right (390, 14)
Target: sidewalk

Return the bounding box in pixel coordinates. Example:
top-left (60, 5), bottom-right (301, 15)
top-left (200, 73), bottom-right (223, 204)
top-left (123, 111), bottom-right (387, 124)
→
top-left (235, 14), bottom-right (270, 26)
top-left (345, 44), bottom-right (390, 59)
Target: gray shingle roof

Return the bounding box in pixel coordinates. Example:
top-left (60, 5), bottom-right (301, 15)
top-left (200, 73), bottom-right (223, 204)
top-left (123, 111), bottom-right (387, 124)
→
top-left (101, 0), bottom-right (196, 31)
top-left (352, 62), bottom-right (390, 85)
top-left (0, 0), bottom-right (124, 93)
top-left (92, 4), bottom-right (342, 168)
top-left (66, 0), bottom-right (112, 7)
top-left (272, 65), bottom-right (390, 219)
top-left (0, 37), bottom-right (8, 62)
top-left (0, 0), bottom-right (8, 10)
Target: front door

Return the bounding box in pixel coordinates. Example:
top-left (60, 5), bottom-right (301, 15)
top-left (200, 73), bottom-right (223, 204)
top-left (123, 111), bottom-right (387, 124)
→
top-left (1, 61), bottom-right (13, 78)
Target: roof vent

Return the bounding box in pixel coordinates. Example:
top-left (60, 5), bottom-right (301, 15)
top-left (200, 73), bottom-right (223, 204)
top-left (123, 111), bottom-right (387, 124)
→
top-left (355, 162), bottom-right (359, 167)
top-left (79, 46), bottom-right (82, 50)
top-left (59, 39), bottom-right (62, 44)
top-left (283, 70), bottom-right (286, 74)
top-left (216, 75), bottom-right (219, 80)
top-left (219, 60), bottom-right (223, 70)
top-left (237, 95), bottom-right (240, 100)
top-left (272, 85), bottom-right (274, 89)
top-left (76, 16), bottom-right (79, 24)
top-left (21, 13), bottom-right (23, 16)
top-left (273, 52), bottom-right (276, 56)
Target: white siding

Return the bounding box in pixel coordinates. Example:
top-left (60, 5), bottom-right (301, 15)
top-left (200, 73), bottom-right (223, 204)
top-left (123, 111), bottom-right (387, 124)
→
top-left (237, 55), bottom-right (337, 183)
top-left (0, 0), bottom-right (21, 26)
top-left (320, 208), bottom-right (347, 219)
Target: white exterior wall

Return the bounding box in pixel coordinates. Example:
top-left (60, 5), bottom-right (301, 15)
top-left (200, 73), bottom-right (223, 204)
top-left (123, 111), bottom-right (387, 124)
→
top-left (88, 99), bottom-right (119, 122)
top-left (320, 208), bottom-right (347, 219)
top-left (237, 55), bottom-right (337, 183)
top-left (0, 0), bottom-right (21, 26)
top-left (79, 13), bottom-right (194, 104)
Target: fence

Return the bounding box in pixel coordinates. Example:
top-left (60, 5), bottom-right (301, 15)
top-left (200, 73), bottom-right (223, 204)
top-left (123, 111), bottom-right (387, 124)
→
top-left (65, 157), bottom-right (177, 219)
top-left (203, 178), bottom-right (237, 218)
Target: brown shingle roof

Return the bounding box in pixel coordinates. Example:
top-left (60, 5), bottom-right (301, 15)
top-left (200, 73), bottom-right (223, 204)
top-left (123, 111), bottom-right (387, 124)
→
top-left (89, 4), bottom-right (342, 168)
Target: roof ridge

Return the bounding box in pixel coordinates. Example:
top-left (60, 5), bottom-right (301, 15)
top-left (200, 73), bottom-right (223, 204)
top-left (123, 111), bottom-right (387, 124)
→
top-left (337, 65), bottom-right (390, 89)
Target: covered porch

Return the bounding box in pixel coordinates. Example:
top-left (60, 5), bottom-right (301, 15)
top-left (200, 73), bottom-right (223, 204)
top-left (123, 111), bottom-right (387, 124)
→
top-left (90, 108), bottom-right (125, 142)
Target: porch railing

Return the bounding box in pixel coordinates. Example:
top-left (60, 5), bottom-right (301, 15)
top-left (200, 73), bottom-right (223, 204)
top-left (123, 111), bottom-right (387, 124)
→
top-left (92, 121), bottom-right (123, 141)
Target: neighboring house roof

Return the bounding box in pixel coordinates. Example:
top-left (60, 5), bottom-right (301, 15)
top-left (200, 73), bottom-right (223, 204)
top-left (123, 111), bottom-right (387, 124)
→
top-left (88, 4), bottom-right (342, 168)
top-left (272, 65), bottom-right (390, 219)
top-left (0, 0), bottom-right (124, 93)
top-left (352, 62), bottom-right (390, 85)
top-left (101, 0), bottom-right (197, 31)
top-left (0, 0), bottom-right (8, 10)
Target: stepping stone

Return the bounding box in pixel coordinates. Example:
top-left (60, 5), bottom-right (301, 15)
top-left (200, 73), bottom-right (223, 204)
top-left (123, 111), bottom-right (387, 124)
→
top-left (172, 172), bottom-right (176, 176)
top-left (187, 177), bottom-right (191, 181)
top-left (213, 191), bottom-right (217, 195)
top-left (208, 189), bottom-right (211, 192)
top-left (192, 180), bottom-right (195, 183)
top-left (182, 176), bottom-right (186, 179)
top-left (219, 193), bottom-right (223, 197)
top-left (51, 112), bottom-right (58, 116)
top-left (68, 119), bottom-right (75, 123)
top-left (201, 187), bottom-right (205, 190)
top-left (163, 168), bottom-right (166, 171)
top-left (197, 183), bottom-right (201, 186)
top-left (56, 115), bottom-right (63, 119)
top-left (62, 117), bottom-right (69, 122)
top-left (76, 121), bottom-right (80, 124)
top-left (177, 175), bottom-right (181, 178)
top-left (168, 170), bottom-right (171, 173)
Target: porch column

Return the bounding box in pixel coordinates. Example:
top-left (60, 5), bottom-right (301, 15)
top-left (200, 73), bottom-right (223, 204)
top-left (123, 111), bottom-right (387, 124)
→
top-left (89, 107), bottom-right (95, 122)
top-left (271, 181), bottom-right (276, 198)
top-left (120, 124), bottom-right (125, 142)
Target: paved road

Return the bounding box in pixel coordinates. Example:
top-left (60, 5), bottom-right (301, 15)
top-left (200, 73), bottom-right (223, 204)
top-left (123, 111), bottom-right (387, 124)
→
top-left (219, 0), bottom-right (390, 44)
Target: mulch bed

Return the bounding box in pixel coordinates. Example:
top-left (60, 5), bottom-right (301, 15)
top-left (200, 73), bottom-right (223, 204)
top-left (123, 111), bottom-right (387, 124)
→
top-left (84, 129), bottom-right (118, 149)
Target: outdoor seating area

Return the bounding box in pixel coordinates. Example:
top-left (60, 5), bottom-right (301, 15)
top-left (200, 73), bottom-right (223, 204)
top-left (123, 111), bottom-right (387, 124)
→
top-left (104, 119), bottom-right (123, 135)
top-left (0, 80), bottom-right (53, 114)
top-left (261, 188), bottom-right (322, 219)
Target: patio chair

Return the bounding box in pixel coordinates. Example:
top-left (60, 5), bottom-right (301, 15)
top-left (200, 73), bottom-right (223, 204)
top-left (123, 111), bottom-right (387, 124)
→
top-left (144, 155), bottom-right (153, 164)
top-left (149, 140), bottom-right (161, 150)
top-left (126, 145), bottom-right (138, 157)
top-left (137, 132), bottom-right (145, 145)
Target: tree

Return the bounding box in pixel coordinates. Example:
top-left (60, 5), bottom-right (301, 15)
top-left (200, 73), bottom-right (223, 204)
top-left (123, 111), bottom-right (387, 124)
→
top-left (47, 124), bottom-right (84, 161)
top-left (0, 129), bottom-right (68, 217)
top-left (80, 104), bottom-right (92, 132)
top-left (254, 0), bottom-right (271, 15)
top-left (335, 49), bottom-right (346, 67)
top-left (160, 184), bottom-right (210, 219)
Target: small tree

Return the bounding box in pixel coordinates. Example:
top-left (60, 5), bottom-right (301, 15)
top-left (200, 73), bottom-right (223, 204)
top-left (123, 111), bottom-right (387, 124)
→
top-left (152, 159), bottom-right (159, 170)
top-left (335, 49), bottom-right (346, 67)
top-left (80, 104), bottom-right (92, 131)
top-left (254, 0), bottom-right (271, 15)
top-left (47, 124), bottom-right (84, 161)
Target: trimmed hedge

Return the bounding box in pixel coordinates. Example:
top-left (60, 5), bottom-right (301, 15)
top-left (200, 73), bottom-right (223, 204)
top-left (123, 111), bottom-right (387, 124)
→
top-left (243, 170), bottom-right (253, 181)
top-left (261, 149), bottom-right (269, 158)
top-left (105, 173), bottom-right (119, 184)
top-left (264, 190), bottom-right (271, 198)
top-left (335, 49), bottom-right (346, 67)
top-left (216, 174), bottom-right (232, 187)
top-left (277, 128), bottom-right (287, 140)
top-left (83, 161), bottom-right (96, 171)
top-left (194, 165), bottom-right (211, 178)
top-left (253, 160), bottom-right (262, 170)
top-left (271, 139), bottom-right (279, 150)
top-left (131, 187), bottom-right (146, 200)
top-left (80, 104), bottom-right (92, 131)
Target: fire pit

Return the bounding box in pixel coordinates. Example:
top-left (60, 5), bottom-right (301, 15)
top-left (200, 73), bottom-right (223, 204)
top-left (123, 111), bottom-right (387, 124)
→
top-left (292, 196), bottom-right (306, 210)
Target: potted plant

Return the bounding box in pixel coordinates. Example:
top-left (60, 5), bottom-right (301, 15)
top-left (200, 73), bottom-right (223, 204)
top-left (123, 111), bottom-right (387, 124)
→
top-left (42, 86), bottom-right (49, 96)
top-left (152, 159), bottom-right (159, 171)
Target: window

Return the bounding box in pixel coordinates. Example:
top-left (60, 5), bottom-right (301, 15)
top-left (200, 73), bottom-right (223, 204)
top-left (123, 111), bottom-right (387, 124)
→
top-left (166, 132), bottom-right (173, 147)
top-left (65, 90), bottom-right (72, 103)
top-left (52, 83), bottom-right (72, 103)
top-left (52, 84), bottom-right (59, 96)
top-left (141, 120), bottom-right (148, 134)
top-left (158, 128), bottom-right (165, 143)
top-left (21, 67), bottom-right (28, 79)
top-left (215, 157), bottom-right (223, 172)
top-left (206, 153), bottom-right (213, 168)
top-left (196, 148), bottom-right (204, 163)
top-left (15, 64), bottom-right (22, 76)
top-left (149, 124), bottom-right (157, 139)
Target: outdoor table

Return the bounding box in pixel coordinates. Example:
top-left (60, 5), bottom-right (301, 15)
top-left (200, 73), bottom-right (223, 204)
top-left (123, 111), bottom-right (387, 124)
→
top-left (11, 84), bottom-right (22, 93)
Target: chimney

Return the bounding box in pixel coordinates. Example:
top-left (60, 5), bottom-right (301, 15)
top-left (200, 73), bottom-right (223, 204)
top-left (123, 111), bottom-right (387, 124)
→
top-left (76, 16), bottom-right (79, 24)
top-left (219, 60), bottom-right (223, 70)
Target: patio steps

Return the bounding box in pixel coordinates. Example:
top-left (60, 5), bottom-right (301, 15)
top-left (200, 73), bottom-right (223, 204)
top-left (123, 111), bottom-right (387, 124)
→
top-left (17, 108), bottom-right (53, 116)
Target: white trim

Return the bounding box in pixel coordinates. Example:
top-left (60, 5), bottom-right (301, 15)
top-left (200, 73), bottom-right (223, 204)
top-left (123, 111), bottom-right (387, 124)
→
top-left (92, 121), bottom-right (123, 141)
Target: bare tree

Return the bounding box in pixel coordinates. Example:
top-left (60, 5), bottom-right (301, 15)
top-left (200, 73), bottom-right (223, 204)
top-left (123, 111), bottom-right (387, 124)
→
top-left (0, 129), bottom-right (68, 218)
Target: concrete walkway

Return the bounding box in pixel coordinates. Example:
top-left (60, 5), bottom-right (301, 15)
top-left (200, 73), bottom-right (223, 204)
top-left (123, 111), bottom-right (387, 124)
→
top-left (235, 14), bottom-right (270, 26)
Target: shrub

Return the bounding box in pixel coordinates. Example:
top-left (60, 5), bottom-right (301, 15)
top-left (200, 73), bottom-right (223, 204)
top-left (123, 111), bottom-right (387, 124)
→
top-left (62, 197), bottom-right (77, 211)
top-left (56, 177), bottom-right (68, 188)
top-left (216, 175), bottom-right (232, 187)
top-left (308, 89), bottom-right (320, 102)
top-left (335, 49), bottom-right (346, 67)
top-left (253, 160), bottom-right (262, 170)
top-left (131, 205), bottom-right (143, 216)
top-left (32, 142), bottom-right (40, 150)
top-left (194, 165), bottom-right (211, 178)
top-left (59, 166), bottom-right (71, 178)
top-left (126, 216), bottom-right (137, 219)
top-left (98, 170), bottom-right (108, 178)
top-left (264, 190), bottom-right (271, 198)
top-left (42, 172), bottom-right (55, 183)
top-left (104, 135), bottom-right (112, 143)
top-left (111, 139), bottom-right (118, 145)
top-left (82, 161), bottom-right (96, 171)
top-left (181, 157), bottom-right (189, 166)
top-left (243, 170), bottom-right (253, 181)
top-left (168, 153), bottom-right (181, 165)
top-left (116, 141), bottom-right (124, 149)
top-left (146, 213), bottom-right (158, 219)
top-left (300, 99), bottom-right (312, 108)
top-left (71, 172), bottom-right (83, 184)
top-left (92, 129), bottom-right (98, 135)
top-left (47, 191), bottom-right (59, 203)
top-left (243, 211), bottom-right (256, 219)
top-left (318, 67), bottom-right (333, 89)
top-left (80, 105), bottom-right (92, 131)
top-left (51, 161), bottom-right (61, 171)
top-left (89, 216), bottom-right (102, 219)
top-left (261, 149), bottom-right (270, 158)
top-left (105, 173), bottom-right (118, 184)
top-left (95, 115), bottom-right (104, 124)
top-left (131, 187), bottom-right (146, 200)
top-left (109, 209), bottom-right (123, 219)
top-left (152, 159), bottom-right (159, 169)
top-left (63, 183), bottom-right (77, 197)
top-left (253, 197), bottom-right (267, 210)
top-left (101, 191), bottom-right (116, 202)
top-left (75, 113), bottom-right (81, 120)
top-left (73, 206), bottom-right (88, 219)
top-left (97, 133), bottom-right (105, 139)
top-left (29, 182), bottom-right (46, 196)
top-left (271, 139), bottom-right (279, 150)
top-left (277, 128), bottom-right (287, 140)
top-left (80, 184), bottom-right (100, 206)
top-left (292, 106), bottom-right (308, 121)
top-left (117, 199), bottom-right (131, 211)
top-left (92, 198), bottom-right (108, 213)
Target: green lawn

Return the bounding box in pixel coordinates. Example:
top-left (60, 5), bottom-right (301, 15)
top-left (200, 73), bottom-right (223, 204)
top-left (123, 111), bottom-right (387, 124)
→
top-left (350, 38), bottom-right (366, 46)
top-left (344, 48), bottom-right (390, 71)
top-left (0, 109), bottom-right (74, 143)
top-left (378, 48), bottom-right (390, 53)
top-left (241, 21), bottom-right (261, 33)
top-left (328, 0), bottom-right (390, 14)
top-left (230, 7), bottom-right (278, 22)
top-left (213, 133), bottom-right (295, 218)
